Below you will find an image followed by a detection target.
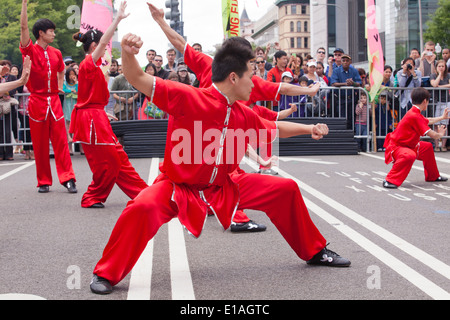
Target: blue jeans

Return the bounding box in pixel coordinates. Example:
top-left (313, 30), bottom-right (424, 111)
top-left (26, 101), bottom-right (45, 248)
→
top-left (355, 123), bottom-right (367, 152)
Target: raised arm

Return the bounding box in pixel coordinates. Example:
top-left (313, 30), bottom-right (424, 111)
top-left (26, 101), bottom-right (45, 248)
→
top-left (147, 2), bottom-right (186, 53)
top-left (20, 0), bottom-right (31, 46)
top-left (280, 81), bottom-right (320, 97)
top-left (427, 124), bottom-right (447, 140)
top-left (427, 107), bottom-right (449, 125)
top-left (277, 120), bottom-right (329, 140)
top-left (121, 33), bottom-right (154, 98)
top-left (92, 1), bottom-right (130, 63)
top-left (0, 56), bottom-right (31, 96)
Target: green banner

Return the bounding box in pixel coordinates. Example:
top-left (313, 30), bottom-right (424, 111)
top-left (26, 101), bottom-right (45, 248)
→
top-left (222, 0), bottom-right (240, 38)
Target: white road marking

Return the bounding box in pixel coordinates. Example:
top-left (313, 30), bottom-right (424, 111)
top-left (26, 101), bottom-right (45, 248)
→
top-left (280, 157), bottom-right (338, 165)
top-left (168, 219), bottom-right (196, 300)
top-left (0, 161), bottom-right (35, 182)
top-left (127, 158), bottom-right (195, 300)
top-left (361, 152), bottom-right (450, 177)
top-left (243, 157), bottom-right (450, 300)
top-left (127, 158), bottom-right (159, 300)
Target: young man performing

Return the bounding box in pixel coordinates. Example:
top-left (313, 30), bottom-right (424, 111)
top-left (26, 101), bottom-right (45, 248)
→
top-left (20, 0), bottom-right (77, 193)
top-left (383, 87), bottom-right (448, 188)
top-left (147, 2), bottom-right (318, 232)
top-left (70, 1), bottom-right (148, 208)
top-left (89, 33), bottom-right (350, 295)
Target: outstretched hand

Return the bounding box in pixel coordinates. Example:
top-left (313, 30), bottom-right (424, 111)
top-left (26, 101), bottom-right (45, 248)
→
top-left (307, 82), bottom-right (320, 97)
top-left (121, 33), bottom-right (143, 55)
top-left (443, 108), bottom-right (449, 120)
top-left (147, 2), bottom-right (164, 21)
top-left (20, 56), bottom-right (31, 85)
top-left (311, 123), bottom-right (329, 140)
top-left (117, 1), bottom-right (131, 21)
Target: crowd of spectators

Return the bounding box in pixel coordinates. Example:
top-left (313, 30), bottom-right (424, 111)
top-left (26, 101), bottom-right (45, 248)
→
top-left (1, 39), bottom-right (450, 158)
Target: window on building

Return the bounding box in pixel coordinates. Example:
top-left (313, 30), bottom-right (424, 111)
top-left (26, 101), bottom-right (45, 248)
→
top-left (304, 21), bottom-right (308, 32)
top-left (297, 21), bottom-right (301, 32)
top-left (290, 21), bottom-right (294, 32)
top-left (297, 37), bottom-right (302, 48)
top-left (301, 5), bottom-right (307, 14)
top-left (291, 37), bottom-right (295, 48)
top-left (304, 37), bottom-right (309, 49)
top-left (291, 5), bottom-right (297, 14)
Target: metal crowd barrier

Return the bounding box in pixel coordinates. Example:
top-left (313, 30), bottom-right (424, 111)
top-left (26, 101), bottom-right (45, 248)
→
top-left (1, 87), bottom-right (449, 153)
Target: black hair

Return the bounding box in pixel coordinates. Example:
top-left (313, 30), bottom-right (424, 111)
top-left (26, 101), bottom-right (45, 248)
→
top-left (144, 63), bottom-right (157, 75)
top-left (403, 57), bottom-right (415, 66)
top-left (65, 67), bottom-right (77, 84)
top-left (72, 29), bottom-right (103, 53)
top-left (211, 37), bottom-right (254, 82)
top-left (273, 50), bottom-right (287, 62)
top-left (32, 19), bottom-right (56, 40)
top-left (411, 87), bottom-right (430, 105)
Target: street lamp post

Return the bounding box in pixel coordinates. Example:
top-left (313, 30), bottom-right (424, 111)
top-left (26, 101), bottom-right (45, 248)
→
top-left (418, 0), bottom-right (423, 52)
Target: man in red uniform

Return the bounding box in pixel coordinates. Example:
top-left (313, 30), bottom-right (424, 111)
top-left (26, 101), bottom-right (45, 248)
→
top-left (147, 2), bottom-right (318, 232)
top-left (89, 33), bottom-right (350, 295)
top-left (20, 0), bottom-right (76, 193)
top-left (383, 87), bottom-right (448, 188)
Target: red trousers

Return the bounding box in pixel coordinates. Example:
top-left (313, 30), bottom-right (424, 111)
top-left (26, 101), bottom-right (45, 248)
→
top-left (386, 141), bottom-right (440, 186)
top-left (81, 143), bottom-right (148, 208)
top-left (93, 172), bottom-right (326, 286)
top-left (29, 116), bottom-right (75, 187)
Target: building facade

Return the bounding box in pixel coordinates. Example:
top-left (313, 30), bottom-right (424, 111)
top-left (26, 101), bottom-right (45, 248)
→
top-left (311, 0), bottom-right (439, 69)
top-left (251, 0), bottom-right (311, 59)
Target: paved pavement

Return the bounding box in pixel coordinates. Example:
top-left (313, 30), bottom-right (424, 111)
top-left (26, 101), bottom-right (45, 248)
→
top-left (1, 150), bottom-right (450, 308)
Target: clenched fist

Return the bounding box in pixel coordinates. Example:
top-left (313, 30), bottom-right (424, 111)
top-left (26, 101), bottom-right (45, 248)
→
top-left (121, 33), bottom-right (143, 55)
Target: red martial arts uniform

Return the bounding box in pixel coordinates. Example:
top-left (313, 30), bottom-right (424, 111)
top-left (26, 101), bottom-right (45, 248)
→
top-left (384, 106), bottom-right (440, 186)
top-left (70, 55), bottom-right (148, 207)
top-left (93, 79), bottom-right (326, 285)
top-left (20, 39), bottom-right (75, 187)
top-left (183, 44), bottom-right (281, 223)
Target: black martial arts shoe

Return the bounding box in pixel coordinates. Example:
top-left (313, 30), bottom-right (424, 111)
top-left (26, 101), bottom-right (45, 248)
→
top-left (89, 203), bottom-right (105, 209)
top-left (382, 180), bottom-right (398, 189)
top-left (38, 185), bottom-right (50, 193)
top-left (230, 220), bottom-right (267, 233)
top-left (259, 168), bottom-right (278, 175)
top-left (434, 176), bottom-right (448, 182)
top-left (307, 245), bottom-right (351, 267)
top-left (63, 179), bottom-right (77, 193)
top-left (90, 275), bottom-right (113, 295)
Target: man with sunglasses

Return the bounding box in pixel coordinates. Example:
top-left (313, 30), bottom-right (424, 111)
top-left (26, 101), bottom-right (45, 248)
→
top-left (153, 54), bottom-right (169, 79)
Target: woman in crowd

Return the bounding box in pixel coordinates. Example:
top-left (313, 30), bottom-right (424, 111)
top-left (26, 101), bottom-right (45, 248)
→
top-left (254, 55), bottom-right (268, 80)
top-left (430, 59), bottom-right (450, 151)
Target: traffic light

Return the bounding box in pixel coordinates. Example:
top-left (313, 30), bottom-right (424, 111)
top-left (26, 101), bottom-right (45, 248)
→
top-left (165, 0), bottom-right (181, 34)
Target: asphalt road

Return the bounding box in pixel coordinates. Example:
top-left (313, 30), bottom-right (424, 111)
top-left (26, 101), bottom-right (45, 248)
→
top-left (1, 150), bottom-right (450, 308)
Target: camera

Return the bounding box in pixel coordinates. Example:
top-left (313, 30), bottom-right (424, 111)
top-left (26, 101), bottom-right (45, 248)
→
top-left (407, 64), bottom-right (413, 70)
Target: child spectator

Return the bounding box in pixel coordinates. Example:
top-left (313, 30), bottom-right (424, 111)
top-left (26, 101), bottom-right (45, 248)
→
top-left (355, 91), bottom-right (368, 152)
top-left (279, 72), bottom-right (301, 117)
top-left (63, 67), bottom-right (78, 154)
top-left (375, 92), bottom-right (392, 150)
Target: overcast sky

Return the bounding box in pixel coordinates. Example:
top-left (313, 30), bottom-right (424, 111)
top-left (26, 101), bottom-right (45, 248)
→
top-left (115, 0), bottom-right (275, 65)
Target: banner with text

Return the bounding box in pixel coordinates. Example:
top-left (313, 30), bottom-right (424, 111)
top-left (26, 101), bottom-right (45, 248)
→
top-left (222, 0), bottom-right (240, 39)
top-left (80, 0), bottom-right (114, 72)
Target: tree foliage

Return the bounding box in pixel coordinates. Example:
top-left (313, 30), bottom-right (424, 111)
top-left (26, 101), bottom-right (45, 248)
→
top-left (424, 0), bottom-right (450, 48)
top-left (0, 0), bottom-right (84, 65)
